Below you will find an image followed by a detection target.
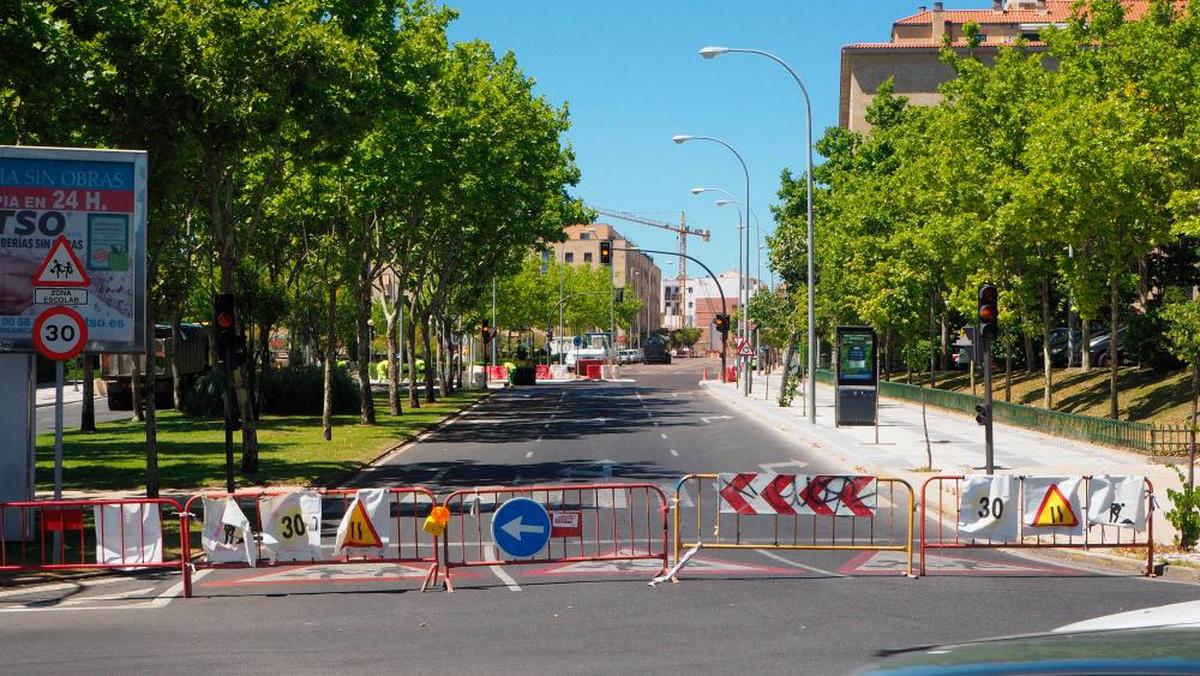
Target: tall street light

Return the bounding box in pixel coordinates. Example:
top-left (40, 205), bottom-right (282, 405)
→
top-left (690, 187), bottom-right (745, 355)
top-left (700, 45), bottom-right (816, 423)
top-left (674, 134), bottom-right (752, 397)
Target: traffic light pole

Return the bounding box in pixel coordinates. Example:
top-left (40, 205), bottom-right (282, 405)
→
top-left (222, 340), bottom-right (236, 494)
top-left (982, 330), bottom-right (994, 475)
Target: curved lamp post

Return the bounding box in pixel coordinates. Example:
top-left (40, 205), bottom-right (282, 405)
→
top-left (675, 135), bottom-right (752, 397)
top-left (699, 45), bottom-right (816, 423)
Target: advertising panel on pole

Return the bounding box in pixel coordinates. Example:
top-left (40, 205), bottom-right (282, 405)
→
top-left (834, 326), bottom-right (878, 426)
top-left (0, 146), bottom-right (147, 354)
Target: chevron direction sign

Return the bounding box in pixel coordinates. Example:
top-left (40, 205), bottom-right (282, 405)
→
top-left (717, 473), bottom-right (877, 517)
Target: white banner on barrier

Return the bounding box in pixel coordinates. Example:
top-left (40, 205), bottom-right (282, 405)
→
top-left (1087, 475), bottom-right (1147, 529)
top-left (957, 475), bottom-right (1018, 541)
top-left (202, 496), bottom-right (256, 566)
top-left (93, 503), bottom-right (162, 565)
top-left (334, 488), bottom-right (391, 556)
top-left (259, 491), bottom-right (322, 562)
top-left (1023, 476), bottom-right (1084, 536)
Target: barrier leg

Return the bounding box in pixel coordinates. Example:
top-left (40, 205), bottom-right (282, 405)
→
top-left (420, 563), bottom-right (438, 593)
top-left (180, 513), bottom-right (193, 598)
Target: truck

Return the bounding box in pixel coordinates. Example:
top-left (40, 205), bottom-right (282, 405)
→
top-left (101, 323), bottom-right (210, 410)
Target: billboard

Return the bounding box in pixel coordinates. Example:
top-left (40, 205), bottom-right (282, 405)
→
top-left (0, 146), bottom-right (146, 353)
top-left (836, 326), bottom-right (876, 386)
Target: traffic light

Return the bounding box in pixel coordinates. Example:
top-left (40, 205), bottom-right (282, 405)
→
top-left (714, 313), bottom-right (730, 335)
top-left (599, 241), bottom-right (612, 265)
top-left (232, 334), bottom-right (249, 368)
top-left (975, 403), bottom-right (990, 426)
top-left (977, 283), bottom-right (999, 341)
top-left (482, 320), bottom-right (493, 344)
top-left (214, 293), bottom-right (237, 356)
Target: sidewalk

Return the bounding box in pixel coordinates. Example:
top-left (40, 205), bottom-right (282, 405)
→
top-left (35, 382), bottom-right (98, 408)
top-left (701, 371), bottom-right (1186, 546)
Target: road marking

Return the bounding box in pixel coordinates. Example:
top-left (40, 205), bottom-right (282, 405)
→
top-left (669, 449), bottom-right (679, 457)
top-left (700, 415), bottom-right (734, 423)
top-left (595, 488), bottom-right (628, 509)
top-left (536, 435), bottom-right (543, 443)
top-left (758, 460), bottom-right (810, 473)
top-left (525, 451), bottom-right (534, 458)
top-left (484, 545), bottom-right (522, 591)
top-left (152, 569), bottom-right (210, 607)
top-left (754, 549), bottom-right (846, 577)
top-left (660, 432), bottom-right (668, 440)
top-left (0, 577), bottom-right (125, 599)
top-left (431, 467), bottom-right (451, 484)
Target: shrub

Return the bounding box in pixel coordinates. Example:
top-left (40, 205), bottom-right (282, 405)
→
top-left (1166, 466), bottom-right (1200, 550)
top-left (181, 371), bottom-right (227, 418)
top-left (260, 364), bottom-right (359, 416)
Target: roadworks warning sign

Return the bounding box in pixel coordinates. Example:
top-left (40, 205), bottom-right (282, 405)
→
top-left (1023, 477), bottom-right (1083, 536)
top-left (334, 488), bottom-right (391, 554)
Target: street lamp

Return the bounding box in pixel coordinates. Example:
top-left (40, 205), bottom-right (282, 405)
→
top-left (700, 45), bottom-right (816, 423)
top-left (691, 187), bottom-right (745, 352)
top-left (675, 134), bottom-right (752, 397)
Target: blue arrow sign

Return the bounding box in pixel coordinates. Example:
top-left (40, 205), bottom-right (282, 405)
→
top-left (492, 497), bottom-right (551, 558)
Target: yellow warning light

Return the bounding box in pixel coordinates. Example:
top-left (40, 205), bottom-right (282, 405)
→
top-left (423, 505), bottom-right (451, 537)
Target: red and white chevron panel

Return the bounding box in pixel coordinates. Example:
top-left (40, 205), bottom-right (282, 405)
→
top-left (716, 473), bottom-right (877, 517)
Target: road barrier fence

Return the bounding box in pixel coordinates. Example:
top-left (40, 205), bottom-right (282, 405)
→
top-left (919, 475), bottom-right (1155, 577)
top-left (438, 482), bottom-right (669, 592)
top-left (671, 473), bottom-right (916, 578)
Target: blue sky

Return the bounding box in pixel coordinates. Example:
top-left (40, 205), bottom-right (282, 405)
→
top-left (442, 1), bottom-right (993, 283)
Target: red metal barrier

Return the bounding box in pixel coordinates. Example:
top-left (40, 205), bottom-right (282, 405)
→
top-left (586, 364), bottom-right (602, 380)
top-left (487, 366), bottom-right (509, 381)
top-left (439, 483), bottom-right (669, 591)
top-left (535, 365), bottom-right (552, 380)
top-left (181, 486), bottom-right (439, 598)
top-left (0, 497), bottom-right (187, 576)
top-left (724, 365), bottom-right (737, 382)
top-left (919, 475), bottom-right (1155, 577)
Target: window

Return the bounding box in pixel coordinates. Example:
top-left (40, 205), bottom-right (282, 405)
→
top-left (565, 252), bottom-right (574, 263)
top-left (580, 232), bottom-right (590, 240)
top-left (583, 252), bottom-right (593, 263)
top-left (1020, 32), bottom-right (1039, 41)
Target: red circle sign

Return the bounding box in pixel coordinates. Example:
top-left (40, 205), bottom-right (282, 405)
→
top-left (33, 307), bottom-right (88, 361)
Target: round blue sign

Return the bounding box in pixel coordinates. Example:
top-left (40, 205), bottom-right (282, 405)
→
top-left (492, 497), bottom-right (551, 558)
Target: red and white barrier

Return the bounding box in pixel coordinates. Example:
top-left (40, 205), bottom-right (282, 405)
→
top-left (717, 473), bottom-right (878, 517)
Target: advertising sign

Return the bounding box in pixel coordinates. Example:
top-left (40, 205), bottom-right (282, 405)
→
top-left (0, 146), bottom-right (147, 353)
top-left (836, 326), bottom-right (877, 386)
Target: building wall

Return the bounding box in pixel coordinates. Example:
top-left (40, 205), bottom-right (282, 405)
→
top-left (551, 223), bottom-right (663, 343)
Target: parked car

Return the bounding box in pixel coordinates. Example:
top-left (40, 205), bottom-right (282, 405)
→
top-left (618, 348), bottom-right (642, 365)
top-left (1089, 326), bottom-right (1129, 367)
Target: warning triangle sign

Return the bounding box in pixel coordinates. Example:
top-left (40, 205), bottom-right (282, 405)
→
top-left (340, 500), bottom-right (382, 548)
top-left (34, 236), bottom-right (90, 288)
top-left (1031, 484), bottom-right (1079, 527)
top-left (737, 340), bottom-right (754, 357)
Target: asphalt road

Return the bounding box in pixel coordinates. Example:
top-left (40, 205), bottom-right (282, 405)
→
top-left (2, 359), bottom-right (1198, 674)
top-left (35, 395), bottom-right (127, 431)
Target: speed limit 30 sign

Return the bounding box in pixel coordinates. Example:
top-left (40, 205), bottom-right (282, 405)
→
top-left (33, 306), bottom-right (87, 361)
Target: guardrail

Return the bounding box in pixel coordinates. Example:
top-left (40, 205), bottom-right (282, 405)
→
top-left (439, 483), bottom-right (669, 592)
top-left (672, 473), bottom-right (915, 578)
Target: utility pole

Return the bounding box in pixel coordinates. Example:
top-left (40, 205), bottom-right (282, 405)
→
top-left (491, 277), bottom-right (497, 367)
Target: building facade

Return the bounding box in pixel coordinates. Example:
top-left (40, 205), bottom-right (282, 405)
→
top-left (840, 0), bottom-right (1173, 133)
top-left (662, 271), bottom-right (767, 352)
top-left (548, 224), bottom-right (663, 344)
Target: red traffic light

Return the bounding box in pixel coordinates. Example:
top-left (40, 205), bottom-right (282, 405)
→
top-left (978, 305), bottom-right (997, 322)
top-left (217, 313), bottom-right (235, 329)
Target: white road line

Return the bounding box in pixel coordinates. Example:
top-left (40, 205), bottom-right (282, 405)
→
top-left (669, 449), bottom-right (679, 457)
top-left (525, 451), bottom-right (534, 458)
top-left (484, 545), bottom-right (522, 592)
top-left (431, 467), bottom-right (450, 484)
top-left (0, 577), bottom-right (125, 599)
top-left (660, 432), bottom-right (668, 440)
top-left (153, 569), bottom-right (211, 607)
top-left (754, 549), bottom-right (846, 578)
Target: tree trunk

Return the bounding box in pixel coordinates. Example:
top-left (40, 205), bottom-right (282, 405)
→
top-left (928, 290), bottom-right (938, 388)
top-left (1081, 320), bottom-right (1092, 372)
top-left (144, 318), bottom-right (159, 497)
top-left (1042, 281), bottom-right (1053, 410)
top-left (1004, 344), bottom-right (1013, 403)
top-left (385, 298), bottom-right (401, 416)
top-left (778, 331), bottom-right (798, 407)
top-left (939, 310), bottom-right (950, 372)
top-left (323, 284), bottom-right (337, 441)
top-left (1109, 279), bottom-right (1120, 420)
top-left (130, 355), bottom-right (145, 422)
top-left (1024, 332), bottom-right (1035, 374)
top-left (922, 379), bottom-right (932, 469)
top-left (356, 266), bottom-right (376, 426)
top-left (80, 354), bottom-right (96, 433)
top-left (882, 329), bottom-right (891, 382)
top-left (421, 314), bottom-right (436, 404)
top-left (171, 317), bottom-right (185, 409)
top-left (406, 298), bottom-right (420, 409)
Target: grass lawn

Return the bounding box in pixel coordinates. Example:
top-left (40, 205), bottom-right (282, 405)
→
top-left (892, 366), bottom-right (1196, 425)
top-left (36, 390), bottom-right (487, 494)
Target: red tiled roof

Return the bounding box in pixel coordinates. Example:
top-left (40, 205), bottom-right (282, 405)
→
top-left (894, 1), bottom-right (1185, 26)
top-left (844, 40), bottom-right (1046, 50)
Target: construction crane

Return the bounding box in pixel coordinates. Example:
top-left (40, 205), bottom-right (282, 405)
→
top-left (588, 206), bottom-right (711, 329)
